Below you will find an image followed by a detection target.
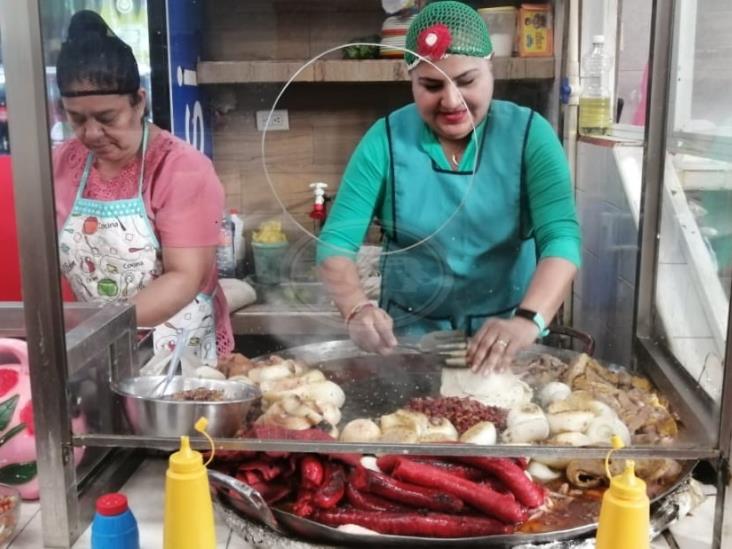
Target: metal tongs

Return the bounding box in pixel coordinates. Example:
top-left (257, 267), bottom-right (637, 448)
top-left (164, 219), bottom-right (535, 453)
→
top-left (208, 469), bottom-right (280, 532)
top-left (397, 330), bottom-right (468, 367)
top-left (148, 328), bottom-right (189, 398)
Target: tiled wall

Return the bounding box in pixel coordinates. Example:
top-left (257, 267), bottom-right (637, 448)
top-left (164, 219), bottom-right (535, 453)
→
top-left (209, 83), bottom-right (412, 236)
top-left (573, 141), bottom-right (639, 366)
top-left (616, 0), bottom-right (652, 124)
top-left (574, 140), bottom-right (725, 395)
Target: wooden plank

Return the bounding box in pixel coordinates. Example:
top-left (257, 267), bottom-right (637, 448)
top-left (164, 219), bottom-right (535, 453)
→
top-left (198, 61), bottom-right (314, 84)
top-left (198, 57), bottom-right (556, 84)
top-left (315, 59), bottom-right (410, 82)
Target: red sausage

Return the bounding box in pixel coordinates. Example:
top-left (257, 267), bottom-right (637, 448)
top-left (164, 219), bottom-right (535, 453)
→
top-left (376, 455), bottom-right (400, 473)
top-left (300, 455), bottom-right (325, 490)
top-left (345, 483), bottom-right (407, 512)
top-left (376, 455), bottom-right (484, 481)
top-left (312, 509), bottom-right (514, 537)
top-left (454, 457), bottom-right (546, 508)
top-left (312, 463), bottom-right (346, 509)
top-left (292, 488), bottom-right (315, 517)
top-left (237, 459), bottom-right (285, 482)
top-left (391, 458), bottom-right (527, 524)
top-left (350, 466), bottom-right (463, 513)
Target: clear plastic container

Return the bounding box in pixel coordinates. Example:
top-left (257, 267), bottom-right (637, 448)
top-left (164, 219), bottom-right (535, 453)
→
top-left (252, 241), bottom-right (289, 285)
top-left (216, 213), bottom-right (236, 279)
top-left (479, 7), bottom-right (517, 57)
top-left (579, 34), bottom-right (613, 134)
top-left (0, 484), bottom-right (20, 546)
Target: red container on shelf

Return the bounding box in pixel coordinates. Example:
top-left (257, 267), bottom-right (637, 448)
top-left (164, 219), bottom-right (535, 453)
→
top-left (0, 155), bottom-right (21, 301)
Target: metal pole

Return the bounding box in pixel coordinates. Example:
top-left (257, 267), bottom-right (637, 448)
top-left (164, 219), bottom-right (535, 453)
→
top-left (633, 0), bottom-right (675, 339)
top-left (715, 254), bottom-right (732, 548)
top-left (0, 0), bottom-right (78, 546)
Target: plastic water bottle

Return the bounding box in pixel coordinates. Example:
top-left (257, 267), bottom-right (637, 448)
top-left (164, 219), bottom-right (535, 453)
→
top-left (579, 35), bottom-right (613, 135)
top-left (91, 493), bottom-right (140, 549)
top-left (216, 212), bottom-right (236, 279)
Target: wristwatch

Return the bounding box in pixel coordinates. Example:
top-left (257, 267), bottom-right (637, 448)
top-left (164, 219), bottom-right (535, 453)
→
top-left (513, 307), bottom-right (550, 338)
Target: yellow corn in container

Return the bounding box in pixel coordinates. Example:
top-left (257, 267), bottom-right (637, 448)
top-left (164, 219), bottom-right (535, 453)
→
top-left (595, 436), bottom-right (650, 549)
top-left (164, 418), bottom-right (216, 549)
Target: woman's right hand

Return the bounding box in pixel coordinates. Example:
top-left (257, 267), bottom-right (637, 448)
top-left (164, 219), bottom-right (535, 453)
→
top-left (347, 305), bottom-right (398, 355)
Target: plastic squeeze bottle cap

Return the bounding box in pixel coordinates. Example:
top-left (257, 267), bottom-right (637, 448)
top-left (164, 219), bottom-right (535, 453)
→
top-left (609, 457), bottom-right (646, 500)
top-left (595, 435), bottom-right (650, 549)
top-left (92, 493), bottom-right (139, 549)
top-left (96, 493), bottom-right (129, 515)
top-left (169, 435), bottom-right (202, 474)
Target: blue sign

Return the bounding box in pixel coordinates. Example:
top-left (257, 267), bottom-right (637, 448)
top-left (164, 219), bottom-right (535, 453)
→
top-left (166, 0), bottom-right (213, 158)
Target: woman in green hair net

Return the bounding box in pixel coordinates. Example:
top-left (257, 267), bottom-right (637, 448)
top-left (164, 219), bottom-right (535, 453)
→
top-left (317, 1), bottom-right (580, 374)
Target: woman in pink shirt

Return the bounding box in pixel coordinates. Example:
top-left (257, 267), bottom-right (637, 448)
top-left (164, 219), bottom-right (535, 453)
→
top-left (54, 10), bottom-right (233, 363)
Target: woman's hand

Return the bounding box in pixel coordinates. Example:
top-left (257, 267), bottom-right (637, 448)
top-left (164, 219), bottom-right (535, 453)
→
top-left (466, 316), bottom-right (539, 375)
top-left (347, 305), bottom-right (398, 355)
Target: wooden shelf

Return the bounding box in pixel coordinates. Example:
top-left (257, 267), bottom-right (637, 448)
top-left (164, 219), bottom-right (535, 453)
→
top-left (197, 57), bottom-right (555, 84)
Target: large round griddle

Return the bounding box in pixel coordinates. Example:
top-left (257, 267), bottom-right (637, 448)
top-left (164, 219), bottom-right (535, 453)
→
top-left (213, 339), bottom-right (694, 547)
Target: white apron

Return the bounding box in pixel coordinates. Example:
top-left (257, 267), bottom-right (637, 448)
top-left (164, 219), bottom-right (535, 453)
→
top-left (58, 123), bottom-right (218, 365)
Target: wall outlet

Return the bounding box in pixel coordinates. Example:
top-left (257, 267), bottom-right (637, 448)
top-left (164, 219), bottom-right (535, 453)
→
top-left (256, 109), bottom-right (289, 131)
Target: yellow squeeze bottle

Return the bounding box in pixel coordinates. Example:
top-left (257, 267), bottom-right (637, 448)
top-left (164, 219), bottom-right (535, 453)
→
top-left (595, 435), bottom-right (650, 549)
top-left (163, 418), bottom-right (216, 549)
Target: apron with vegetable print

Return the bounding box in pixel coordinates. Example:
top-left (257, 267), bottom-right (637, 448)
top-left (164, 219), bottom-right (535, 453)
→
top-left (58, 123), bottom-right (218, 365)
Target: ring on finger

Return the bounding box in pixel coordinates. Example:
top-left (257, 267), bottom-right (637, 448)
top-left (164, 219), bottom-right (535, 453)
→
top-left (494, 338), bottom-right (509, 348)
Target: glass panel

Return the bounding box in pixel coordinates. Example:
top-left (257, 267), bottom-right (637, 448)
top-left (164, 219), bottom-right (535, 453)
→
top-left (40, 0), bottom-right (152, 146)
top-left (652, 0), bottom-right (732, 404)
top-left (616, 0), bottom-right (652, 125)
top-left (672, 0), bottom-right (732, 138)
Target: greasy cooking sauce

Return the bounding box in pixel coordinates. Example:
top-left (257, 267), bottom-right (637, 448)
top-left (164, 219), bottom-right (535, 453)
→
top-left (520, 474), bottom-right (684, 534)
top-left (521, 488), bottom-right (601, 533)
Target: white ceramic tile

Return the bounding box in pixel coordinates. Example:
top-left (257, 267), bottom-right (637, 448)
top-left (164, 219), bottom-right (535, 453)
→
top-left (5, 501), bottom-right (41, 548)
top-left (5, 517), bottom-right (45, 549)
top-left (614, 145), bottom-right (643, 225)
top-left (576, 141), bottom-right (609, 193)
top-left (656, 263), bottom-right (716, 338)
top-left (658, 192), bottom-right (688, 265)
top-left (669, 492), bottom-right (717, 549)
top-left (668, 336), bottom-right (723, 401)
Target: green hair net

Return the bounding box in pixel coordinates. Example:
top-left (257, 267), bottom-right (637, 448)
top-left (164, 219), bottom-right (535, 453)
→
top-left (404, 1), bottom-right (493, 68)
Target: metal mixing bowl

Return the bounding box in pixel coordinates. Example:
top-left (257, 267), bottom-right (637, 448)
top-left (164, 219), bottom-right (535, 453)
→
top-left (113, 376), bottom-right (260, 437)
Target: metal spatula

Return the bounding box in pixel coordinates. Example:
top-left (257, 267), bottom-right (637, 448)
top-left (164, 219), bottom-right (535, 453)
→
top-left (398, 330), bottom-right (468, 367)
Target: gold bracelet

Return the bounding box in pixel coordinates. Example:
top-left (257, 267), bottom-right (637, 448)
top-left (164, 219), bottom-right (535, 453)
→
top-left (345, 301), bottom-right (375, 326)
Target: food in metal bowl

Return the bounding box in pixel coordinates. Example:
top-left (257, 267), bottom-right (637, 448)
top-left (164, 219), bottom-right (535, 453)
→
top-left (169, 388), bottom-right (226, 402)
top-left (113, 376), bottom-right (261, 437)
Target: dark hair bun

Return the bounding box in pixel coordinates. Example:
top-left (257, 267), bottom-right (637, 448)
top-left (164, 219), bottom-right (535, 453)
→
top-left (66, 10), bottom-right (114, 42)
top-left (57, 10), bottom-right (140, 97)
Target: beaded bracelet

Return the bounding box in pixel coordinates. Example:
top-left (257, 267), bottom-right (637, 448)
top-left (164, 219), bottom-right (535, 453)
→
top-left (345, 301), bottom-right (375, 326)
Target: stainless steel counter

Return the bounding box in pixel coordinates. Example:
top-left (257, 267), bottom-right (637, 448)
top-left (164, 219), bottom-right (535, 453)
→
top-left (230, 281), bottom-right (348, 337)
top-left (231, 305), bottom-right (346, 336)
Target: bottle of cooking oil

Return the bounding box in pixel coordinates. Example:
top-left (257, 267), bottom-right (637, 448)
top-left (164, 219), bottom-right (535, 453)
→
top-left (579, 35), bottom-right (613, 135)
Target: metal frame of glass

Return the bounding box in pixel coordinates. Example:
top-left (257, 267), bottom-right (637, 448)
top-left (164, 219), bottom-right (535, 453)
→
top-left (634, 0), bottom-right (732, 547)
